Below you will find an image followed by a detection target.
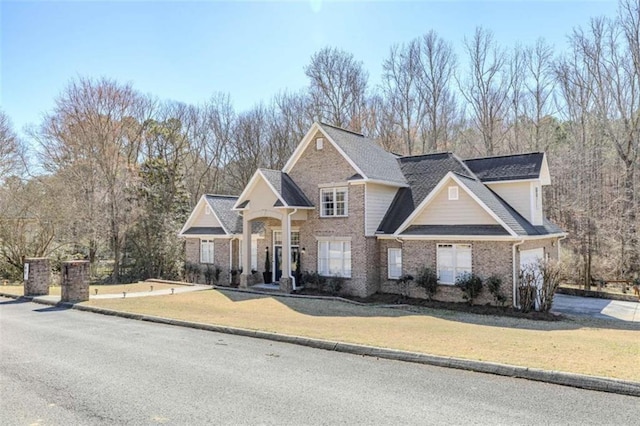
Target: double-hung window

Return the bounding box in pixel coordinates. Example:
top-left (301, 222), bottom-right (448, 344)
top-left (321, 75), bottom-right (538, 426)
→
top-left (318, 240), bottom-right (351, 278)
top-left (320, 187), bottom-right (348, 217)
top-left (200, 240), bottom-right (215, 264)
top-left (437, 244), bottom-right (472, 284)
top-left (388, 248), bottom-right (402, 279)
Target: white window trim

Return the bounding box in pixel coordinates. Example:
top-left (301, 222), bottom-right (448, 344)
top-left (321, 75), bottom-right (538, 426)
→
top-left (437, 243), bottom-right (472, 285)
top-left (387, 248), bottom-right (402, 280)
top-left (320, 187), bottom-right (348, 218)
top-left (317, 239), bottom-right (351, 278)
top-left (448, 186), bottom-right (459, 201)
top-left (200, 239), bottom-right (215, 264)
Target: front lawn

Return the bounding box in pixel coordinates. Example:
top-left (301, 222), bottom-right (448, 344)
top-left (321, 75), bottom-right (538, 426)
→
top-left (83, 288), bottom-right (640, 382)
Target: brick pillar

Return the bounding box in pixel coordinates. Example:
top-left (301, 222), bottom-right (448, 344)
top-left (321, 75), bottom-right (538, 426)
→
top-left (24, 257), bottom-right (51, 296)
top-left (61, 260), bottom-right (90, 303)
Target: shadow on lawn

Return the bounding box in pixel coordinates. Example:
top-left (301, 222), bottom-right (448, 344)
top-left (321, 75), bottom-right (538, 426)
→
top-left (215, 288), bottom-right (640, 332)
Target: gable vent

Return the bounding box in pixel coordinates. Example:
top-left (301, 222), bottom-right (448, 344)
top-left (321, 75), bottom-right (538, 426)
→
top-left (316, 137), bottom-right (324, 150)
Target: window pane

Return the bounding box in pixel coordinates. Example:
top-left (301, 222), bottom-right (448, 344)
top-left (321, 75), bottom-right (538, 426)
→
top-left (439, 269), bottom-right (454, 284)
top-left (273, 231), bottom-right (282, 245)
top-left (438, 249), bottom-right (453, 268)
top-left (388, 248), bottom-right (402, 279)
top-left (456, 249), bottom-right (472, 269)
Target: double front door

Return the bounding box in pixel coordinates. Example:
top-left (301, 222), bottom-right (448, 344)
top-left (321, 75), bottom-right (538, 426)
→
top-left (273, 230), bottom-right (300, 282)
top-left (274, 246), bottom-right (300, 282)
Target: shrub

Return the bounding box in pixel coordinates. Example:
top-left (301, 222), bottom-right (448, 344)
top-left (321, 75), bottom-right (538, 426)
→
top-left (203, 264), bottom-right (221, 285)
top-left (486, 275), bottom-right (506, 306)
top-left (300, 271), bottom-right (326, 289)
top-left (397, 274), bottom-right (414, 298)
top-left (324, 276), bottom-right (345, 296)
top-left (538, 259), bottom-right (565, 312)
top-left (518, 263), bottom-right (540, 312)
top-left (415, 267), bottom-right (438, 301)
top-left (455, 273), bottom-right (483, 305)
top-left (183, 262), bottom-right (202, 283)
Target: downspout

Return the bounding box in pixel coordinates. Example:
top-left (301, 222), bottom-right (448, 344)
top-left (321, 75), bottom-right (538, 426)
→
top-left (229, 237), bottom-right (236, 286)
top-left (512, 239), bottom-right (525, 307)
top-left (287, 208), bottom-right (298, 290)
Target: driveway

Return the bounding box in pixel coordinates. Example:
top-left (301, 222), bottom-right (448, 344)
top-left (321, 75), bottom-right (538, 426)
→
top-left (552, 293), bottom-right (640, 322)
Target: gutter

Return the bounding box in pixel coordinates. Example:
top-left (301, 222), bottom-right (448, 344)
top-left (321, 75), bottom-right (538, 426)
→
top-left (229, 237), bottom-right (236, 286)
top-left (512, 239), bottom-right (525, 307)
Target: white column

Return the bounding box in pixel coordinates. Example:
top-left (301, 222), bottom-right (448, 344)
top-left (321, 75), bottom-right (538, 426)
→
top-left (240, 215), bottom-right (252, 287)
top-left (281, 209), bottom-right (291, 282)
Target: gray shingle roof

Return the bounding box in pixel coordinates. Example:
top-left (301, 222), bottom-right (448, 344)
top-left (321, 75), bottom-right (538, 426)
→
top-left (205, 195), bottom-right (242, 234)
top-left (464, 152), bottom-right (544, 182)
top-left (319, 123), bottom-right (407, 185)
top-left (454, 174), bottom-right (563, 237)
top-left (376, 153), bottom-right (472, 234)
top-left (259, 169), bottom-right (314, 208)
top-left (377, 152), bottom-right (564, 237)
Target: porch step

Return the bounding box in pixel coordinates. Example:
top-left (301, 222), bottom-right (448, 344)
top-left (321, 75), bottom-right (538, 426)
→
top-left (251, 283), bottom-right (282, 293)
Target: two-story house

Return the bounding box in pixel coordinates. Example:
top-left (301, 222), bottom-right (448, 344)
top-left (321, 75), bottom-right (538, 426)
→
top-left (179, 122), bottom-right (566, 307)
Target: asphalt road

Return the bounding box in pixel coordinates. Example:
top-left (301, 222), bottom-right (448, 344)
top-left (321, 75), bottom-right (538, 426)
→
top-left (1, 297), bottom-right (637, 425)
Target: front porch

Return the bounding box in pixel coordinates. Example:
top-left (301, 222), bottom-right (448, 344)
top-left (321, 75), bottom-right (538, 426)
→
top-left (232, 169), bottom-right (314, 293)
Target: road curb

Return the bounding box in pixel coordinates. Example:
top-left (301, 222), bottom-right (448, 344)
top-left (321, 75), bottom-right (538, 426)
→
top-left (2, 292), bottom-right (639, 397)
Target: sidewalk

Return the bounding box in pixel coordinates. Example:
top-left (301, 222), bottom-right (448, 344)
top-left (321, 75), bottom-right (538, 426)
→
top-left (24, 284), bottom-right (212, 304)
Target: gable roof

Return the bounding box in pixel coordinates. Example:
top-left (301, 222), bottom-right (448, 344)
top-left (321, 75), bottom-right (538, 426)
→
top-left (377, 152), bottom-right (565, 238)
top-left (464, 152), bottom-right (547, 183)
top-left (179, 194), bottom-right (263, 236)
top-left (283, 122), bottom-right (407, 186)
top-left (376, 153), bottom-right (473, 234)
top-left (259, 169), bottom-right (314, 208)
top-left (178, 194), bottom-right (239, 236)
top-left (233, 169), bottom-right (314, 210)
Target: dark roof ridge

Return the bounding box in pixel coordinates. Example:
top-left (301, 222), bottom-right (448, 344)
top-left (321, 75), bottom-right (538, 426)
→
top-left (318, 122), bottom-right (365, 137)
top-left (451, 170), bottom-right (477, 181)
top-left (451, 153), bottom-right (480, 180)
top-left (205, 194), bottom-right (239, 199)
top-left (397, 151), bottom-right (454, 160)
top-left (465, 151), bottom-right (544, 161)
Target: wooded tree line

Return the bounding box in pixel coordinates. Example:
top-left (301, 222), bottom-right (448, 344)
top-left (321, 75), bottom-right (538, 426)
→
top-left (0, 0), bottom-right (638, 286)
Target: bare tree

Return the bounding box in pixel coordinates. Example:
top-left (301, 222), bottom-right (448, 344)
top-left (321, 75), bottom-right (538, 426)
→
top-left (415, 30), bottom-right (459, 153)
top-left (32, 77), bottom-right (153, 282)
top-left (381, 40), bottom-right (423, 155)
top-left (305, 47), bottom-right (368, 131)
top-left (459, 27), bottom-right (510, 155)
top-left (0, 110), bottom-right (25, 181)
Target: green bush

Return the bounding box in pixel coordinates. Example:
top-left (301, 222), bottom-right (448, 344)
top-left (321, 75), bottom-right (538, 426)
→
top-left (486, 275), bottom-right (506, 306)
top-left (324, 276), bottom-right (345, 296)
top-left (455, 273), bottom-right (483, 305)
top-left (183, 262), bottom-right (202, 283)
top-left (415, 267), bottom-right (438, 301)
top-left (203, 264), bottom-right (221, 285)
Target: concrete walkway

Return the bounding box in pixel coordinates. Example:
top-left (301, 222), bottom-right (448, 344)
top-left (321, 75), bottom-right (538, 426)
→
top-left (29, 284), bottom-right (212, 304)
top-left (552, 293), bottom-right (640, 322)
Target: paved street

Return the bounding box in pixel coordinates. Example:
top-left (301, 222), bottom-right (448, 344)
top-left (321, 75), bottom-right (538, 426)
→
top-left (1, 297), bottom-right (637, 425)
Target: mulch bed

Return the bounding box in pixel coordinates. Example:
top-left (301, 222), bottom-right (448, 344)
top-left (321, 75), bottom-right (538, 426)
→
top-left (294, 288), bottom-right (563, 321)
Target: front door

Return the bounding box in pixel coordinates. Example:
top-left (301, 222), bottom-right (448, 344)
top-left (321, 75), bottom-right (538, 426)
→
top-left (275, 246), bottom-right (300, 282)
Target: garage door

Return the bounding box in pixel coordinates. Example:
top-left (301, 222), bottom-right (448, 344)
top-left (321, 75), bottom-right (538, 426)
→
top-left (520, 248), bottom-right (544, 271)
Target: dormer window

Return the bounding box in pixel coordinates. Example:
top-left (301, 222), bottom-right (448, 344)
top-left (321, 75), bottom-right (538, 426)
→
top-left (535, 186), bottom-right (540, 209)
top-left (448, 186), bottom-right (459, 201)
top-left (320, 187), bottom-right (348, 217)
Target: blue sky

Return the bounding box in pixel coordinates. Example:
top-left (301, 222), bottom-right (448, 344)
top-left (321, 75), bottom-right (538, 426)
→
top-left (1, 0), bottom-right (619, 137)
